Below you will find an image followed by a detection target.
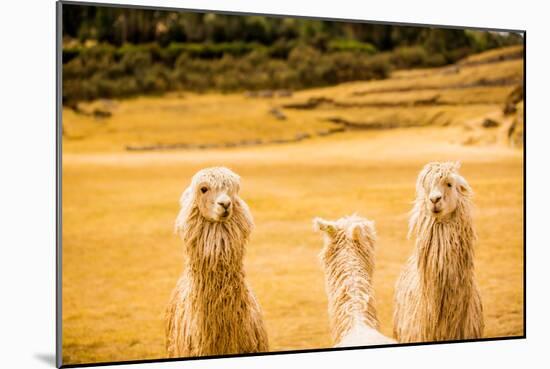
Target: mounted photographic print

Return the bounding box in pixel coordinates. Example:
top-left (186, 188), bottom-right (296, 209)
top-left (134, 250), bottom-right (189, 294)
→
top-left (56, 1), bottom-right (525, 367)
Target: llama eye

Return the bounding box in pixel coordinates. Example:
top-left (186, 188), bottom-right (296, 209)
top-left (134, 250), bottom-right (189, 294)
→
top-left (200, 187), bottom-right (208, 194)
top-left (447, 183), bottom-right (452, 188)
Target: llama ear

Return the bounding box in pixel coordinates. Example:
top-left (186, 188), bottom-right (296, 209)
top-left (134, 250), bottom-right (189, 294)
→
top-left (237, 196), bottom-right (255, 230)
top-left (418, 163), bottom-right (430, 180)
top-left (174, 187), bottom-right (193, 234)
top-left (313, 217), bottom-right (337, 236)
top-left (227, 169), bottom-right (242, 192)
top-left (417, 163), bottom-right (436, 194)
top-left (455, 174), bottom-right (472, 196)
top-left (179, 186), bottom-right (193, 206)
top-left (349, 221), bottom-right (376, 241)
top-left (349, 223), bottom-right (364, 240)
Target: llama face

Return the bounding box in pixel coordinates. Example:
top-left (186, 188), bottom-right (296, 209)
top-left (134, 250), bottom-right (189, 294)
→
top-left (195, 182), bottom-right (238, 222)
top-left (177, 167), bottom-right (243, 224)
top-left (417, 162), bottom-right (471, 218)
top-left (190, 168), bottom-right (241, 222)
top-left (425, 175), bottom-right (459, 216)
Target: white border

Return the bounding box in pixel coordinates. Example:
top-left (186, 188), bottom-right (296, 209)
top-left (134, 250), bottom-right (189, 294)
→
top-left (1, 1), bottom-right (548, 368)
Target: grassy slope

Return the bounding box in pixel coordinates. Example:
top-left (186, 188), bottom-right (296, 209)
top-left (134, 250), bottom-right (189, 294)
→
top-left (63, 47), bottom-right (523, 153)
top-left (458, 45), bottom-right (524, 65)
top-left (61, 46), bottom-right (524, 364)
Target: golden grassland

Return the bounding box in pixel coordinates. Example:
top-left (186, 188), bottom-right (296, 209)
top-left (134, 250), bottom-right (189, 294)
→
top-left (458, 45), bottom-right (524, 65)
top-left (61, 46), bottom-right (524, 364)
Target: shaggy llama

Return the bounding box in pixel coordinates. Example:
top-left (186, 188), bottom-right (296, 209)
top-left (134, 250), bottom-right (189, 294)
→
top-left (394, 161), bottom-right (484, 342)
top-left (314, 215), bottom-right (395, 347)
top-left (165, 167), bottom-right (268, 357)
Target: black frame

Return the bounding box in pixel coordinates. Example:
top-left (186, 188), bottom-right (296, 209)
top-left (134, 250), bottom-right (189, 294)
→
top-left (55, 1), bottom-right (527, 367)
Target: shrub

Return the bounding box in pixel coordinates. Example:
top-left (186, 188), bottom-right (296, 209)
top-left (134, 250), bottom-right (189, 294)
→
top-left (390, 46), bottom-right (428, 68)
top-left (119, 51), bottom-right (152, 75)
top-left (61, 38), bottom-right (508, 104)
top-left (327, 39), bottom-right (377, 54)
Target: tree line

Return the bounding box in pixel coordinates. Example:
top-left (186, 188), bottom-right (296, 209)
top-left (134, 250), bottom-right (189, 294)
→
top-left (62, 4), bottom-right (523, 104)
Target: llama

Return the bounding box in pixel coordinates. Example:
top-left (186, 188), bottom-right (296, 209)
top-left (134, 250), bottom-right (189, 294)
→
top-left (394, 161), bottom-right (484, 343)
top-left (165, 167), bottom-right (268, 357)
top-left (314, 215), bottom-right (395, 347)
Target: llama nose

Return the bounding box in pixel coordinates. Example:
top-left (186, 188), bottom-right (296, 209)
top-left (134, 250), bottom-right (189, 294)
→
top-left (430, 195), bottom-right (442, 204)
top-left (217, 200), bottom-right (231, 209)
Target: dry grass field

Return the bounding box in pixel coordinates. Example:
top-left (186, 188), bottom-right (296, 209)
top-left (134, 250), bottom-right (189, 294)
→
top-left (61, 46), bottom-right (524, 365)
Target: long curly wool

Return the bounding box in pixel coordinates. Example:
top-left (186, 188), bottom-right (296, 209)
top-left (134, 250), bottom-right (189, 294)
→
top-left (314, 215), bottom-right (395, 347)
top-left (394, 162), bottom-right (484, 343)
top-left (165, 167), bottom-right (268, 357)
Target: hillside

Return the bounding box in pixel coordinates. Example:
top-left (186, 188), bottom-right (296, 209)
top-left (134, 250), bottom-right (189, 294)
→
top-left (62, 45), bottom-right (524, 153)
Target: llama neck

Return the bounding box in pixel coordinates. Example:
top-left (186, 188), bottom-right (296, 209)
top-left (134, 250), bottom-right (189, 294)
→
top-left (182, 210), bottom-right (251, 282)
top-left (323, 236), bottom-right (378, 343)
top-left (414, 206), bottom-right (476, 296)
